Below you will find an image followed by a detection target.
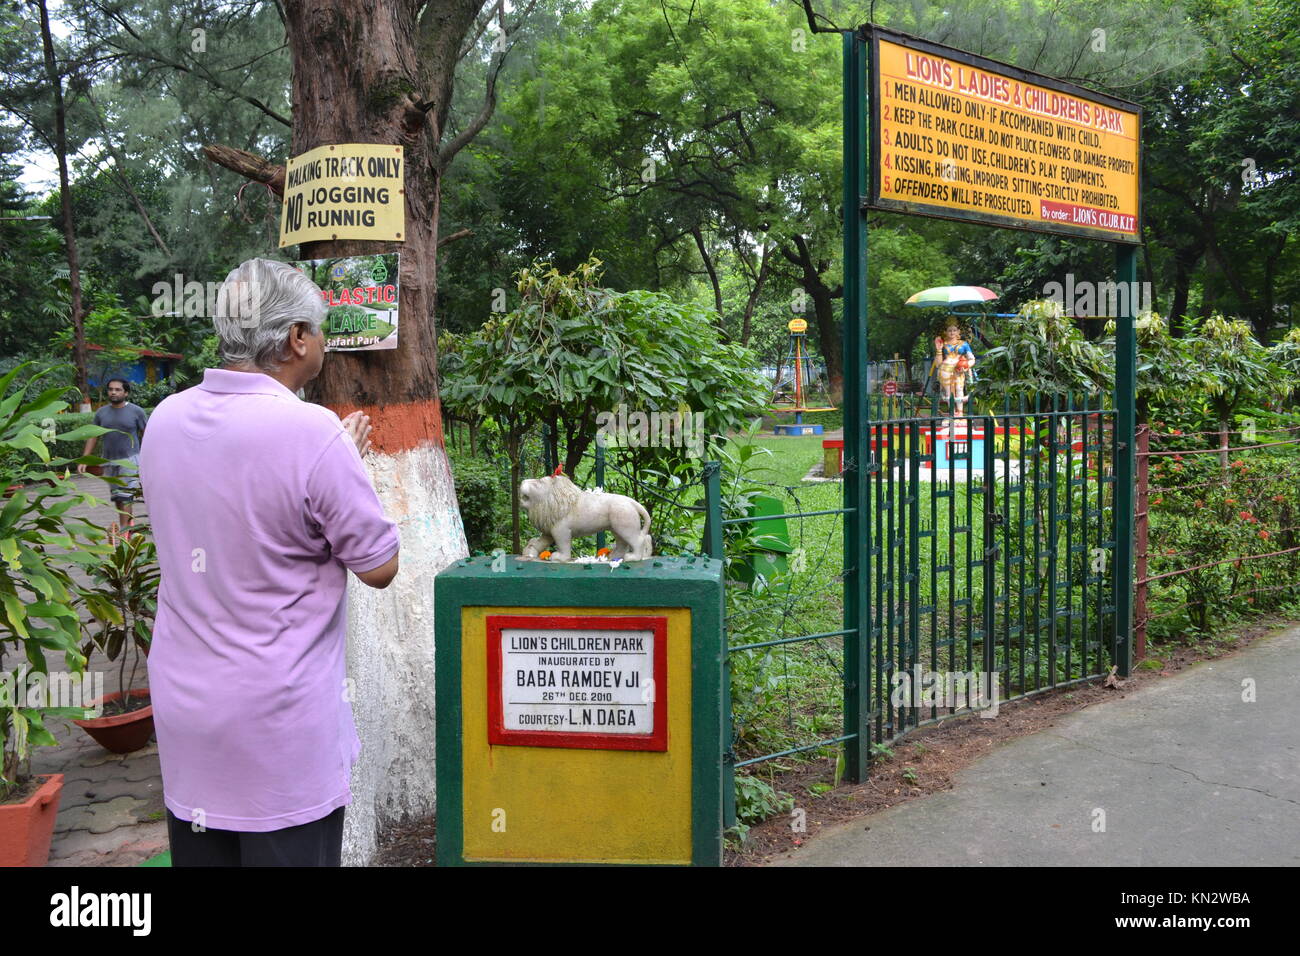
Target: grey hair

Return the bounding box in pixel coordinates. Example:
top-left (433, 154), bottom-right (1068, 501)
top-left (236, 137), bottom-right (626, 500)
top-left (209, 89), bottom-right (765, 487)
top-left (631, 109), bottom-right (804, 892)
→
top-left (213, 258), bottom-right (326, 372)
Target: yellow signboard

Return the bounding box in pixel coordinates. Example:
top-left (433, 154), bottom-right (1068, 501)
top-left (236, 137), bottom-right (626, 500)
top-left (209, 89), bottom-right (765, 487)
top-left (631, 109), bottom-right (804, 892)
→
top-left (278, 143), bottom-right (405, 247)
top-left (788, 318), bottom-right (808, 333)
top-left (868, 28), bottom-right (1141, 243)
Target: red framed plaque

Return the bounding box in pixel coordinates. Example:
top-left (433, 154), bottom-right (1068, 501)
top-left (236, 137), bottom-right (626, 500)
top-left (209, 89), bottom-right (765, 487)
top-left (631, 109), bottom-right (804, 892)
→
top-left (486, 614), bottom-right (669, 751)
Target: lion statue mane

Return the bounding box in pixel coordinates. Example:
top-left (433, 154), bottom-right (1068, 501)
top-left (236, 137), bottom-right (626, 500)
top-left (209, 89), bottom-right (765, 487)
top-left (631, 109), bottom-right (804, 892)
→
top-left (518, 473), bottom-right (653, 562)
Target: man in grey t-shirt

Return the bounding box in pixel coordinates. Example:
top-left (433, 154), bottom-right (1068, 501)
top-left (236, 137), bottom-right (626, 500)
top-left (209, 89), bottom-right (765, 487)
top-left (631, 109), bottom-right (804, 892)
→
top-left (79, 377), bottom-right (149, 532)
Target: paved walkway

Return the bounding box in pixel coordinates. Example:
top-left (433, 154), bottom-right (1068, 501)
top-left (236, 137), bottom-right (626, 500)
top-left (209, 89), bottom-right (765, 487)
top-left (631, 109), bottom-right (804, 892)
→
top-left (773, 625), bottom-right (1300, 866)
top-left (27, 475), bottom-right (167, 866)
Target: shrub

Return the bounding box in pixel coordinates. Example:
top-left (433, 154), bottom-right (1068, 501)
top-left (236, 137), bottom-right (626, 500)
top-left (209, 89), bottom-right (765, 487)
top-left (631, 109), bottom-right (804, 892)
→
top-left (449, 454), bottom-right (509, 553)
top-left (0, 362), bottom-right (110, 797)
top-left (733, 773), bottom-right (795, 827)
top-left (442, 257), bottom-right (767, 550)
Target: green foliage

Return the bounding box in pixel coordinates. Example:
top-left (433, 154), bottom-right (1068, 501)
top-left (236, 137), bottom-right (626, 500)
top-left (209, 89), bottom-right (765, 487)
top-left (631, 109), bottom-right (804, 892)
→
top-left (1271, 328), bottom-right (1300, 377)
top-left (0, 166), bottom-right (67, 357)
top-left (1103, 311), bottom-right (1214, 419)
top-left (441, 257), bottom-right (767, 547)
top-left (78, 528), bottom-right (158, 706)
top-left (733, 773), bottom-right (794, 827)
top-left (1187, 314), bottom-right (1286, 427)
top-left (975, 298), bottom-right (1112, 403)
top-left (449, 453), bottom-right (509, 554)
top-left (1135, 0), bottom-right (1299, 336)
top-left (0, 361), bottom-right (111, 795)
top-left (1145, 441), bottom-right (1298, 637)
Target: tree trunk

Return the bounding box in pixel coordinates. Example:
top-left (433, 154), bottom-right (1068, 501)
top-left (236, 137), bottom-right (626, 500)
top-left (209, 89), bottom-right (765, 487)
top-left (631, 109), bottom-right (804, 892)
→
top-left (509, 450), bottom-right (522, 554)
top-left (691, 225), bottom-right (725, 331)
top-left (35, 0), bottom-right (89, 410)
top-left (1218, 418), bottom-right (1230, 477)
top-left (781, 235), bottom-right (843, 402)
top-left (1168, 259), bottom-right (1190, 337)
top-left (739, 243), bottom-right (771, 347)
top-left (1167, 239), bottom-right (1203, 336)
top-left (280, 0), bottom-right (484, 865)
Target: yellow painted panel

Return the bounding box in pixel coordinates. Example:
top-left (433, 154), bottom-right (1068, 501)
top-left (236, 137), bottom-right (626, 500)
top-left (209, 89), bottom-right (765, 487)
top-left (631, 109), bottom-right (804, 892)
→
top-left (462, 605), bottom-right (692, 864)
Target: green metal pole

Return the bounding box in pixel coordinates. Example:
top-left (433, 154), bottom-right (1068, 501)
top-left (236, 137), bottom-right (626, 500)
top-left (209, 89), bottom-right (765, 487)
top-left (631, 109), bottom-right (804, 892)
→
top-left (1113, 245), bottom-right (1137, 678)
top-left (841, 28), bottom-right (871, 783)
top-left (703, 460), bottom-right (735, 828)
top-left (704, 461), bottom-right (723, 560)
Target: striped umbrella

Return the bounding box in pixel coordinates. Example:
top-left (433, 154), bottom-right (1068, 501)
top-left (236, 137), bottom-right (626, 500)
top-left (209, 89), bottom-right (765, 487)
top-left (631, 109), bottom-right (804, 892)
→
top-left (905, 286), bottom-right (999, 308)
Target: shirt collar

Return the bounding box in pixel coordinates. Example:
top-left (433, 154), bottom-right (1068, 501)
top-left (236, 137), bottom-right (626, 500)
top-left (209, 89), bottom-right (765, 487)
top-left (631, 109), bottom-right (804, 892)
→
top-left (198, 367), bottom-right (300, 399)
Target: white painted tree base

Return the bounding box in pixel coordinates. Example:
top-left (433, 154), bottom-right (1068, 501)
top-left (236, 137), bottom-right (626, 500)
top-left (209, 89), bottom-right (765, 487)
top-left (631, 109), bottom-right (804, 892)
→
top-left (340, 440), bottom-right (467, 865)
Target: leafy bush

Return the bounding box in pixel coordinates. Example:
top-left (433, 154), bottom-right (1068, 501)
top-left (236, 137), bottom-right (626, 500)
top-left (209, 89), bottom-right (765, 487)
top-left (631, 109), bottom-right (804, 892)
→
top-left (442, 257), bottom-right (768, 549)
top-left (449, 454), bottom-right (509, 553)
top-left (975, 298), bottom-right (1112, 405)
top-left (127, 380), bottom-right (180, 409)
top-left (734, 773), bottom-right (794, 827)
top-left (1145, 444), bottom-right (1298, 636)
top-left (0, 362), bottom-right (110, 798)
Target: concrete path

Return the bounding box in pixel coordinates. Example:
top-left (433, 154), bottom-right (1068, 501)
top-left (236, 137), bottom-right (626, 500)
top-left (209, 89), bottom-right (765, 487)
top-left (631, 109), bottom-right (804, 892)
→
top-left (26, 474), bottom-right (168, 866)
top-left (773, 625), bottom-right (1300, 866)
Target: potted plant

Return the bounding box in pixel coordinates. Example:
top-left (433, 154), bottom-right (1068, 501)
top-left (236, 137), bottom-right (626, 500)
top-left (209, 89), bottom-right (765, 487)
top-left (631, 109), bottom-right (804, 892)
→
top-left (0, 362), bottom-right (110, 866)
top-left (73, 529), bottom-right (159, 754)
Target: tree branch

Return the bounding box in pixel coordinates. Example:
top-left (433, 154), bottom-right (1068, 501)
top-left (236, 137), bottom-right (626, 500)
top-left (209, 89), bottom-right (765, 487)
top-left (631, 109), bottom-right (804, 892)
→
top-left (434, 0), bottom-right (540, 172)
top-left (90, 1), bottom-right (291, 127)
top-left (795, 0), bottom-right (843, 34)
top-left (438, 227), bottom-right (473, 247)
top-left (201, 144), bottom-right (286, 195)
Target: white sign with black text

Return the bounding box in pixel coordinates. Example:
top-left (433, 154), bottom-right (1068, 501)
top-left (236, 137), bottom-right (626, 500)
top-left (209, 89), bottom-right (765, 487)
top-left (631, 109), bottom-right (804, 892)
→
top-left (502, 627), bottom-right (654, 735)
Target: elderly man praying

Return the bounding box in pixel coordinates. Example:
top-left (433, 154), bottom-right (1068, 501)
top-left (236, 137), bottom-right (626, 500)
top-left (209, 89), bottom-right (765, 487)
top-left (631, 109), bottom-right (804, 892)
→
top-left (139, 258), bottom-right (400, 867)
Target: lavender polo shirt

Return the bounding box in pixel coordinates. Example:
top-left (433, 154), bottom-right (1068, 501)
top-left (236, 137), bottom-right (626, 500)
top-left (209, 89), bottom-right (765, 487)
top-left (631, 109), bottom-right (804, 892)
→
top-left (140, 368), bottom-right (399, 832)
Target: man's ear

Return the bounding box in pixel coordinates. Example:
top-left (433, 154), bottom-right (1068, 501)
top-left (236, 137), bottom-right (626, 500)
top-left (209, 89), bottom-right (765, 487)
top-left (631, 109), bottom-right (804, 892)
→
top-left (288, 322), bottom-right (311, 358)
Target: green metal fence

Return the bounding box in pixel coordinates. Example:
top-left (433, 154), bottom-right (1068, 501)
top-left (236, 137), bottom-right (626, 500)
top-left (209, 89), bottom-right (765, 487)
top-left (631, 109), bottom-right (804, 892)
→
top-left (703, 392), bottom-right (1120, 813)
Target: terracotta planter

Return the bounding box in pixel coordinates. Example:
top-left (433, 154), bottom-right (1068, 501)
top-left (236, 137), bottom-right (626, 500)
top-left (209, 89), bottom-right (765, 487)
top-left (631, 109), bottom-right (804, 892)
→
top-left (0, 774), bottom-right (64, 867)
top-left (72, 689), bottom-right (155, 754)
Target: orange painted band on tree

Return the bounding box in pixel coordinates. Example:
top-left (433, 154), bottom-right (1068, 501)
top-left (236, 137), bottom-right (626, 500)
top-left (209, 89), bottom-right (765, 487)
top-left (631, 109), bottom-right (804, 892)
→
top-left (326, 398), bottom-right (445, 455)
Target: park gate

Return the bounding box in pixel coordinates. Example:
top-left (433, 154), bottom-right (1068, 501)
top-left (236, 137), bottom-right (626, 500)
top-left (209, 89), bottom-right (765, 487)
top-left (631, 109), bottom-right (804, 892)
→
top-left (712, 25), bottom-right (1138, 811)
top-left (836, 25), bottom-right (1138, 783)
top-left (857, 395), bottom-right (1119, 743)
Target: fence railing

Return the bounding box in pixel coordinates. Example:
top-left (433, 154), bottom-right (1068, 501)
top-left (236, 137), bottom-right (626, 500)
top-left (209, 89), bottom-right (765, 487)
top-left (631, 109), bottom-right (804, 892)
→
top-left (679, 392), bottom-right (1120, 829)
top-left (1135, 421), bottom-right (1300, 652)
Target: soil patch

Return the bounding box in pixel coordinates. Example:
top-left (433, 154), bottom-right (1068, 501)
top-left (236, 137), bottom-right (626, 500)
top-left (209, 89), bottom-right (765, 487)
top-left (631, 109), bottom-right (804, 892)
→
top-left (0, 776), bottom-right (44, 806)
top-left (99, 693), bottom-right (152, 718)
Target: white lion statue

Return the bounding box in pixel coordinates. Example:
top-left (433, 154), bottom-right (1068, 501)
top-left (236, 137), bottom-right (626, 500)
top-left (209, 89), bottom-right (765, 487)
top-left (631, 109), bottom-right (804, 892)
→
top-left (519, 473), bottom-right (653, 562)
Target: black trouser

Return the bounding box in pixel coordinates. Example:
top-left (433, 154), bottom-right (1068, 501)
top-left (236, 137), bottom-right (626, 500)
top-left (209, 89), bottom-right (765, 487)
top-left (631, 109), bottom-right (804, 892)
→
top-left (165, 807), bottom-right (345, 867)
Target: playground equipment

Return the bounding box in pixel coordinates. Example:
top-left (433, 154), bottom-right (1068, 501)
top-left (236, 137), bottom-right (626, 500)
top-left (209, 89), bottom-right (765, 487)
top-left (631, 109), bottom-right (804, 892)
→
top-left (770, 317), bottom-right (836, 436)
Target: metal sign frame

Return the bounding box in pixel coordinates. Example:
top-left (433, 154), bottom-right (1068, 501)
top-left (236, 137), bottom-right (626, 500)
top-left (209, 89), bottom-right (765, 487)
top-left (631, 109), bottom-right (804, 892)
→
top-left (864, 25), bottom-right (1143, 245)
